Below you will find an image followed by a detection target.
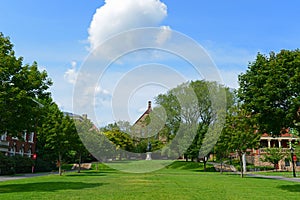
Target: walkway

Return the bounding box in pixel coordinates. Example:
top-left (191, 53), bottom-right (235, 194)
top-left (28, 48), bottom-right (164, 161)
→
top-left (0, 172), bottom-right (56, 182)
top-left (246, 173), bottom-right (300, 183)
top-left (210, 161), bottom-right (300, 183)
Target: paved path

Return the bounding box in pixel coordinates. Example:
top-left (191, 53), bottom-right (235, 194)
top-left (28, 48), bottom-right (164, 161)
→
top-left (0, 172), bottom-right (56, 182)
top-left (246, 173), bottom-right (300, 183)
top-left (1, 167), bottom-right (300, 183)
top-left (210, 161), bottom-right (300, 183)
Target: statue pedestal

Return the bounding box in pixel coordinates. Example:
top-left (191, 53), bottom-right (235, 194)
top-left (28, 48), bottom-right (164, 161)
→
top-left (145, 152), bottom-right (152, 160)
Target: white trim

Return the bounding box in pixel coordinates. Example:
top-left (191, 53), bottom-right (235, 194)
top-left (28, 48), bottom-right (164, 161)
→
top-left (0, 132), bottom-right (7, 141)
top-left (28, 132), bottom-right (34, 143)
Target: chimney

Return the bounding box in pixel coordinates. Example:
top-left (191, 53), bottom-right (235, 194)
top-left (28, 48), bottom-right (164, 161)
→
top-left (148, 101), bottom-right (152, 110)
top-left (82, 114), bottom-right (87, 119)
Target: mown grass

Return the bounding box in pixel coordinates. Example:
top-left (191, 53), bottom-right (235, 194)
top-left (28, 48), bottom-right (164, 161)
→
top-left (0, 161), bottom-right (299, 200)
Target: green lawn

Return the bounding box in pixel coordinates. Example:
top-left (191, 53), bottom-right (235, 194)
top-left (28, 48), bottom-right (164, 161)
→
top-left (0, 161), bottom-right (299, 200)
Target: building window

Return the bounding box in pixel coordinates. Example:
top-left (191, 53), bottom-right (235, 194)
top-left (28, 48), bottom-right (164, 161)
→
top-left (11, 146), bottom-right (16, 156)
top-left (285, 158), bottom-right (290, 166)
top-left (23, 131), bottom-right (27, 141)
top-left (28, 132), bottom-right (34, 143)
top-left (296, 161), bottom-right (300, 166)
top-left (27, 149), bottom-right (32, 158)
top-left (12, 136), bottom-right (18, 140)
top-left (1, 132), bottom-right (7, 140)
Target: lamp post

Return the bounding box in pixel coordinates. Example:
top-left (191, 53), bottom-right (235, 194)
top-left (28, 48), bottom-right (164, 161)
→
top-left (32, 99), bottom-right (44, 173)
top-left (290, 147), bottom-right (296, 177)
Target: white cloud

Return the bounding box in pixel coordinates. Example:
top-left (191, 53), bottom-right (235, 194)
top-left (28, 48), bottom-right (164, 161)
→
top-left (64, 61), bottom-right (78, 84)
top-left (155, 25), bottom-right (171, 45)
top-left (88, 0), bottom-right (168, 51)
top-left (95, 85), bottom-right (110, 96)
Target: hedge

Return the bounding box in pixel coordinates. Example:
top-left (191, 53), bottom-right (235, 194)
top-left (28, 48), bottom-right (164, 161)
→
top-left (0, 154), bottom-right (34, 175)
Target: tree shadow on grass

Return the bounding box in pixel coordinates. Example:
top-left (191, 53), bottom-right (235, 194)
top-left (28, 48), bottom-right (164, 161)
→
top-left (0, 181), bottom-right (106, 193)
top-left (67, 169), bottom-right (117, 177)
top-left (277, 184), bottom-right (300, 192)
top-left (192, 167), bottom-right (216, 172)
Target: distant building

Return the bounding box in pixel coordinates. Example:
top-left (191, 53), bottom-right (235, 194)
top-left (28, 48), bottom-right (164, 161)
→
top-left (63, 112), bottom-right (87, 121)
top-left (131, 101), bottom-right (152, 139)
top-left (134, 101), bottom-right (152, 126)
top-left (244, 132), bottom-right (300, 171)
top-left (0, 131), bottom-right (36, 158)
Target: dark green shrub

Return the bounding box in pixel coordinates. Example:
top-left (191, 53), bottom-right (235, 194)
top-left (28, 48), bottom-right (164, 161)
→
top-left (12, 155), bottom-right (34, 173)
top-left (35, 158), bottom-right (56, 172)
top-left (0, 154), bottom-right (15, 175)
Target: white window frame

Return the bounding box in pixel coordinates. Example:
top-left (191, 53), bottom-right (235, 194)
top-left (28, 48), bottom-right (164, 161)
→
top-left (28, 132), bottom-right (34, 143)
top-left (27, 149), bottom-right (32, 157)
top-left (1, 132), bottom-right (7, 141)
top-left (23, 130), bottom-right (27, 141)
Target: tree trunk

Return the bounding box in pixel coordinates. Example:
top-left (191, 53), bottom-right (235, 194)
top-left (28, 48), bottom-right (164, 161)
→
top-left (242, 153), bottom-right (247, 174)
top-left (239, 154), bottom-right (244, 178)
top-left (203, 160), bottom-right (207, 172)
top-left (58, 153), bottom-right (62, 176)
top-left (220, 158), bottom-right (223, 174)
top-left (77, 153), bottom-right (81, 173)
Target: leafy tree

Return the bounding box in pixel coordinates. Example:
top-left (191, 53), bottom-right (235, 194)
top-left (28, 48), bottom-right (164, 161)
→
top-left (260, 147), bottom-right (288, 170)
top-left (214, 132), bottom-right (231, 173)
top-left (104, 129), bottom-right (134, 152)
top-left (0, 32), bottom-right (52, 136)
top-left (156, 82), bottom-right (200, 159)
top-left (156, 80), bottom-right (231, 162)
top-left (39, 103), bottom-right (77, 175)
top-left (101, 123), bottom-right (134, 159)
top-left (73, 116), bottom-right (97, 173)
top-left (155, 91), bottom-right (181, 143)
top-left (238, 50), bottom-right (300, 135)
top-left (221, 105), bottom-right (261, 177)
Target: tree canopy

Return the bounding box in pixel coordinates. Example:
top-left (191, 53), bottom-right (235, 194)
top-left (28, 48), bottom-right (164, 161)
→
top-left (156, 80), bottom-right (232, 160)
top-left (39, 102), bottom-right (77, 175)
top-left (238, 50), bottom-right (300, 135)
top-left (217, 105), bottom-right (261, 177)
top-left (0, 32), bottom-right (52, 135)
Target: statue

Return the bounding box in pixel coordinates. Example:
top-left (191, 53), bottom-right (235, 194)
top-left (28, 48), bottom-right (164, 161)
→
top-left (145, 142), bottom-right (152, 160)
top-left (147, 142), bottom-right (152, 152)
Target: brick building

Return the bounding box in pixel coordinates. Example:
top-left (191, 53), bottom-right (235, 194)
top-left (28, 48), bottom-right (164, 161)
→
top-left (246, 132), bottom-right (300, 171)
top-left (0, 131), bottom-right (36, 158)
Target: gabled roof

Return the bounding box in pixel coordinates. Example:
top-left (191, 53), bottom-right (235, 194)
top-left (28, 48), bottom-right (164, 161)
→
top-left (134, 101), bottom-right (152, 126)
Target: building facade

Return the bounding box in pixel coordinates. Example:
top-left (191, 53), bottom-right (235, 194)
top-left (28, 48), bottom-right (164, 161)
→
top-left (0, 131), bottom-right (36, 158)
top-left (246, 132), bottom-right (300, 171)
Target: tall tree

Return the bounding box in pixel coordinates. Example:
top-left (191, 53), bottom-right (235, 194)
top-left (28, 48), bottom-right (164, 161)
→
top-left (73, 115), bottom-right (97, 173)
top-left (238, 50), bottom-right (300, 135)
top-left (39, 103), bottom-right (77, 175)
top-left (0, 32), bottom-right (52, 136)
top-left (156, 80), bottom-right (231, 161)
top-left (221, 105), bottom-right (261, 177)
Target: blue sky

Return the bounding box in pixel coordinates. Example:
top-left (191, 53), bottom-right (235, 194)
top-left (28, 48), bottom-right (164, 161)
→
top-left (1, 0), bottom-right (300, 126)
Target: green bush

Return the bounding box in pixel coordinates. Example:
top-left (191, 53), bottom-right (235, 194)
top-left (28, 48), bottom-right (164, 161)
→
top-left (13, 155), bottom-right (34, 173)
top-left (35, 158), bottom-right (56, 172)
top-left (0, 154), bottom-right (35, 175)
top-left (0, 153), bottom-right (15, 175)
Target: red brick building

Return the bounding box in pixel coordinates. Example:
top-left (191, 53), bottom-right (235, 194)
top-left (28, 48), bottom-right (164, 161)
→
top-left (0, 131), bottom-right (37, 158)
top-left (246, 132), bottom-right (300, 171)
